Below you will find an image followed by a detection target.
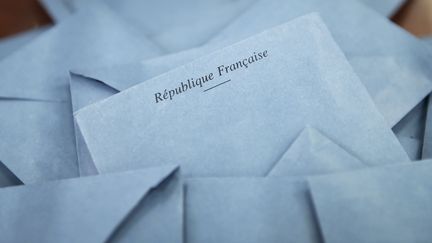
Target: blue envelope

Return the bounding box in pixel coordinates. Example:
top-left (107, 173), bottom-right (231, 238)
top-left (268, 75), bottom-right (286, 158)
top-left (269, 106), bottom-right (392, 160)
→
top-left (0, 4), bottom-right (162, 184)
top-left (0, 165), bottom-right (182, 243)
top-left (422, 37), bottom-right (432, 159)
top-left (74, 0), bottom-right (432, 127)
top-left (309, 160), bottom-right (432, 243)
top-left (40, 0), bottom-right (256, 52)
top-left (74, 14), bottom-right (408, 177)
top-left (185, 127), bottom-right (367, 243)
top-left (207, 0), bottom-right (432, 127)
top-left (0, 27), bottom-right (48, 60)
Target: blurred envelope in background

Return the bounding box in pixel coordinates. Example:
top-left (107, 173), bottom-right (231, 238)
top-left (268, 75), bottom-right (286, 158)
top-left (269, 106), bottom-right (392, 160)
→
top-left (0, 4), bottom-right (163, 184)
top-left (40, 0), bottom-right (257, 52)
top-left (74, 14), bottom-right (408, 177)
top-left (309, 160), bottom-right (432, 243)
top-left (423, 97), bottom-right (432, 159)
top-left (185, 177), bottom-right (319, 243)
top-left (0, 27), bottom-right (49, 60)
top-left (186, 127), bottom-right (367, 243)
top-left (0, 165), bottom-right (182, 243)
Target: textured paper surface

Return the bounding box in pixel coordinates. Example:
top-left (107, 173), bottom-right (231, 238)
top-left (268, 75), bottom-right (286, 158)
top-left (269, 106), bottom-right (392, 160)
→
top-left (0, 166), bottom-right (182, 243)
top-left (75, 14), bottom-right (408, 177)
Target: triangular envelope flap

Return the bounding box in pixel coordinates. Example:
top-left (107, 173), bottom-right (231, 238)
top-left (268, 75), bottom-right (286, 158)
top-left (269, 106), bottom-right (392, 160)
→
top-left (308, 160), bottom-right (432, 243)
top-left (0, 99), bottom-right (78, 184)
top-left (0, 2), bottom-right (162, 101)
top-left (268, 127), bottom-right (366, 177)
top-left (0, 165), bottom-right (178, 243)
top-left (348, 55), bottom-right (432, 126)
top-left (69, 72), bottom-right (119, 113)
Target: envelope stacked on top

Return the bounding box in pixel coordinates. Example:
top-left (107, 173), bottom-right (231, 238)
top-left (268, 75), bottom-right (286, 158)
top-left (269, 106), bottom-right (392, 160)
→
top-left (1, 0), bottom-right (432, 242)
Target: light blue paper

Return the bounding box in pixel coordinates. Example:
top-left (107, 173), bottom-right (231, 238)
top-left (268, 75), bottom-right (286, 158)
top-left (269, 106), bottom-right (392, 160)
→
top-left (309, 160), bottom-right (432, 243)
top-left (359, 0), bottom-right (404, 16)
top-left (75, 14), bottom-right (408, 177)
top-left (40, 0), bottom-right (256, 52)
top-left (0, 161), bottom-right (21, 188)
top-left (0, 27), bottom-right (48, 60)
top-left (0, 4), bottom-right (162, 184)
top-left (75, 0), bottom-right (432, 127)
top-left (208, 0), bottom-right (432, 126)
top-left (268, 127), bottom-right (366, 177)
top-left (185, 178), bottom-right (318, 243)
top-left (0, 165), bottom-right (182, 243)
top-left (397, 136), bottom-right (422, 160)
top-left (186, 128), bottom-right (366, 243)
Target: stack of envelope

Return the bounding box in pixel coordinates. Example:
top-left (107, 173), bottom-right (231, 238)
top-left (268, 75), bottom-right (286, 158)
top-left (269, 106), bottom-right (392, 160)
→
top-left (1, 0), bottom-right (432, 242)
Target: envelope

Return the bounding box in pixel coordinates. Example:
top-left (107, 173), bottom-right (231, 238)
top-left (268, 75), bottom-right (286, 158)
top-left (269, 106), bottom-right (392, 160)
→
top-left (0, 165), bottom-right (182, 243)
top-left (185, 129), bottom-right (366, 243)
top-left (267, 126), bottom-right (366, 177)
top-left (309, 159), bottom-right (432, 243)
top-left (40, 0), bottom-right (257, 52)
top-left (208, 0), bottom-right (432, 127)
top-left (74, 0), bottom-right (432, 127)
top-left (0, 27), bottom-right (48, 60)
top-left (0, 4), bottom-right (162, 184)
top-left (74, 14), bottom-right (408, 178)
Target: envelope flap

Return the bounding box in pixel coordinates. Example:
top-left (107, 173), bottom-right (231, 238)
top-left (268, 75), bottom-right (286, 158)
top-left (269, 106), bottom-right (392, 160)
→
top-left (0, 165), bottom-right (178, 243)
top-left (268, 127), bottom-right (366, 177)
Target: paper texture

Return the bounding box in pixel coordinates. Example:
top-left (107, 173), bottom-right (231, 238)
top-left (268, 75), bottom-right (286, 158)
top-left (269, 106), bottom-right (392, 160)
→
top-left (75, 14), bottom-right (408, 177)
top-left (0, 4), bottom-right (162, 184)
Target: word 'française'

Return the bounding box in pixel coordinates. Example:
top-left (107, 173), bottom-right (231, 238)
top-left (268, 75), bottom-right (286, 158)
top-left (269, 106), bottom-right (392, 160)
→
top-left (154, 50), bottom-right (269, 103)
